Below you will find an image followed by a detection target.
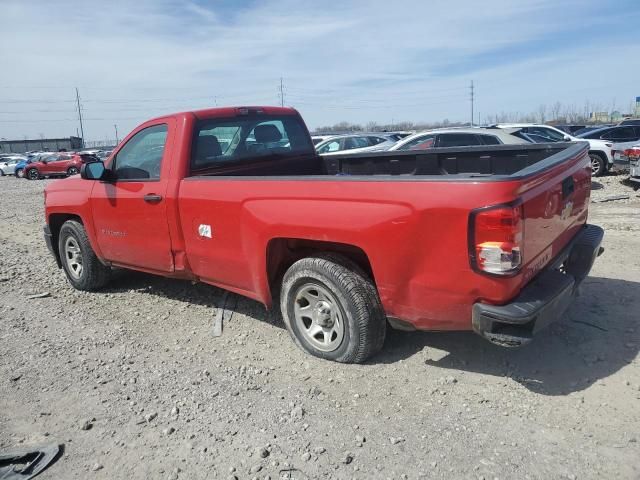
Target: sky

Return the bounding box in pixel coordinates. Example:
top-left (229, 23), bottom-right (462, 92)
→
top-left (1, 0), bottom-right (640, 141)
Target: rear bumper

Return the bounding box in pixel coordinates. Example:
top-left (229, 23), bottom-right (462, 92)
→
top-left (611, 156), bottom-right (629, 172)
top-left (472, 224), bottom-right (604, 347)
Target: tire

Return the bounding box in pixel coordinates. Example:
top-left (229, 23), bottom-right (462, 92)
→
top-left (589, 153), bottom-right (606, 177)
top-left (58, 220), bottom-right (111, 291)
top-left (26, 168), bottom-right (40, 180)
top-left (67, 166), bottom-right (79, 176)
top-left (0, 169), bottom-right (5, 176)
top-left (15, 168), bottom-right (24, 178)
top-left (280, 254), bottom-right (386, 363)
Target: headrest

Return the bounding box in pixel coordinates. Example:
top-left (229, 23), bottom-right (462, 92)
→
top-left (194, 135), bottom-right (222, 165)
top-left (254, 124), bottom-right (282, 143)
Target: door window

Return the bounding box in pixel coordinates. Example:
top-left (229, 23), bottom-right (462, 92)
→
top-left (479, 135), bottom-right (501, 145)
top-left (602, 127), bottom-right (635, 140)
top-left (112, 124), bottom-right (168, 180)
top-left (317, 140), bottom-right (342, 153)
top-left (397, 134), bottom-right (436, 151)
top-left (526, 127), bottom-right (565, 142)
top-left (344, 137), bottom-right (370, 150)
top-left (437, 133), bottom-right (482, 147)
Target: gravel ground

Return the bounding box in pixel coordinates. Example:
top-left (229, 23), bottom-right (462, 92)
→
top-left (1, 172), bottom-right (639, 480)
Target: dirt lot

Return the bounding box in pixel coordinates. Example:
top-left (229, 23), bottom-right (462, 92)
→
top-left (0, 173), bottom-right (639, 480)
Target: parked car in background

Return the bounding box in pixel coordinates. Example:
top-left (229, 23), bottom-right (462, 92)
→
top-left (495, 124), bottom-right (613, 176)
top-left (618, 118), bottom-right (640, 126)
top-left (389, 128), bottom-right (528, 151)
top-left (629, 146), bottom-right (640, 190)
top-left (577, 125), bottom-right (640, 143)
top-left (572, 125), bottom-right (612, 136)
top-left (311, 135), bottom-right (333, 146)
top-left (0, 156), bottom-right (26, 176)
top-left (24, 153), bottom-right (99, 180)
top-left (12, 152), bottom-right (55, 178)
top-left (554, 125), bottom-right (586, 134)
top-left (315, 134), bottom-right (397, 155)
top-left (611, 140), bottom-right (640, 175)
top-left (97, 150), bottom-right (112, 160)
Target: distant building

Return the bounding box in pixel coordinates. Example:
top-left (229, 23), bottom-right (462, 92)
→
top-left (0, 136), bottom-right (82, 154)
top-left (611, 110), bottom-right (623, 122)
top-left (636, 97), bottom-right (640, 117)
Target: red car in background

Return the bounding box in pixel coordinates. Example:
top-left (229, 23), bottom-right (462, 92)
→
top-left (24, 153), bottom-right (99, 180)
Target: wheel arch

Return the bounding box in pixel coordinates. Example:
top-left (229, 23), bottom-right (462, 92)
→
top-left (48, 213), bottom-right (85, 267)
top-left (264, 237), bottom-right (376, 307)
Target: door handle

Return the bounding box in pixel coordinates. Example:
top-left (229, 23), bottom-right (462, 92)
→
top-left (143, 193), bottom-right (163, 203)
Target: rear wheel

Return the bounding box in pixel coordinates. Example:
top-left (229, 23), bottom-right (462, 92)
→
top-left (0, 169), bottom-right (5, 176)
top-left (67, 166), bottom-right (79, 176)
top-left (15, 168), bottom-right (24, 178)
top-left (27, 168), bottom-right (40, 180)
top-left (58, 220), bottom-right (111, 291)
top-left (280, 255), bottom-right (386, 363)
top-left (589, 153), bottom-right (606, 177)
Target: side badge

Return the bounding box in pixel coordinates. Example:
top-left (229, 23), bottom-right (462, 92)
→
top-left (198, 224), bottom-right (212, 239)
top-left (560, 201), bottom-right (573, 220)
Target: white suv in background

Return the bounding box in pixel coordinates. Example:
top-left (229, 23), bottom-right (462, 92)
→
top-left (495, 124), bottom-right (613, 176)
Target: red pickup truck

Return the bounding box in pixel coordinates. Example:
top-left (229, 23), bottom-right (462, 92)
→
top-left (43, 106), bottom-right (604, 363)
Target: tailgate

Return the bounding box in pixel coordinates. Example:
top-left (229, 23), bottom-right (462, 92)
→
top-left (519, 145), bottom-right (591, 283)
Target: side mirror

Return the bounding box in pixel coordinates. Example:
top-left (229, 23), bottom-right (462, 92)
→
top-left (81, 160), bottom-right (106, 180)
top-left (42, 160), bottom-right (48, 164)
top-left (564, 135), bottom-right (572, 141)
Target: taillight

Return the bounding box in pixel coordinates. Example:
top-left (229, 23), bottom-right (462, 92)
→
top-left (469, 204), bottom-right (524, 275)
top-left (624, 148), bottom-right (640, 159)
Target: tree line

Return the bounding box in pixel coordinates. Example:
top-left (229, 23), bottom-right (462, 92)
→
top-left (312, 99), bottom-right (637, 133)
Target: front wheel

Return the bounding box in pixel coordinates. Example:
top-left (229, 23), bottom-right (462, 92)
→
top-left (15, 168), bottom-right (24, 178)
top-left (280, 255), bottom-right (386, 363)
top-left (589, 153), bottom-right (606, 177)
top-left (58, 220), bottom-right (111, 291)
top-left (67, 166), bottom-right (79, 176)
top-left (26, 168), bottom-right (40, 180)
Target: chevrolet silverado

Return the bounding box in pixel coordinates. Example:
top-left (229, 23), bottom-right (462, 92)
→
top-left (43, 106), bottom-right (604, 363)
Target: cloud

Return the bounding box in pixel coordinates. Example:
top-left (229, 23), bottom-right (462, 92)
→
top-left (0, 0), bottom-right (638, 139)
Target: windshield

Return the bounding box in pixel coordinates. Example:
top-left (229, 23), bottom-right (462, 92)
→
top-left (192, 115), bottom-right (314, 172)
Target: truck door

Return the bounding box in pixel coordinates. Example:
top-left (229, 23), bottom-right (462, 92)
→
top-left (90, 121), bottom-right (175, 272)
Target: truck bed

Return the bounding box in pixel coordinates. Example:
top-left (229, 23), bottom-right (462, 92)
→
top-left (193, 142), bottom-right (580, 179)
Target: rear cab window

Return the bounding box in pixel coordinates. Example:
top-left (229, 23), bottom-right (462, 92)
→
top-left (191, 114), bottom-right (314, 173)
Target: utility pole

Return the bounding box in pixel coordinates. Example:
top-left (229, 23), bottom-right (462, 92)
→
top-left (114, 124), bottom-right (119, 145)
top-left (279, 77), bottom-right (285, 107)
top-left (470, 80), bottom-right (474, 127)
top-left (75, 87), bottom-right (85, 148)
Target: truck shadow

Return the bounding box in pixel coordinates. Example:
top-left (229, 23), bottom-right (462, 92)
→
top-left (100, 271), bottom-right (286, 328)
top-left (101, 273), bottom-right (637, 396)
top-left (376, 276), bottom-right (639, 396)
